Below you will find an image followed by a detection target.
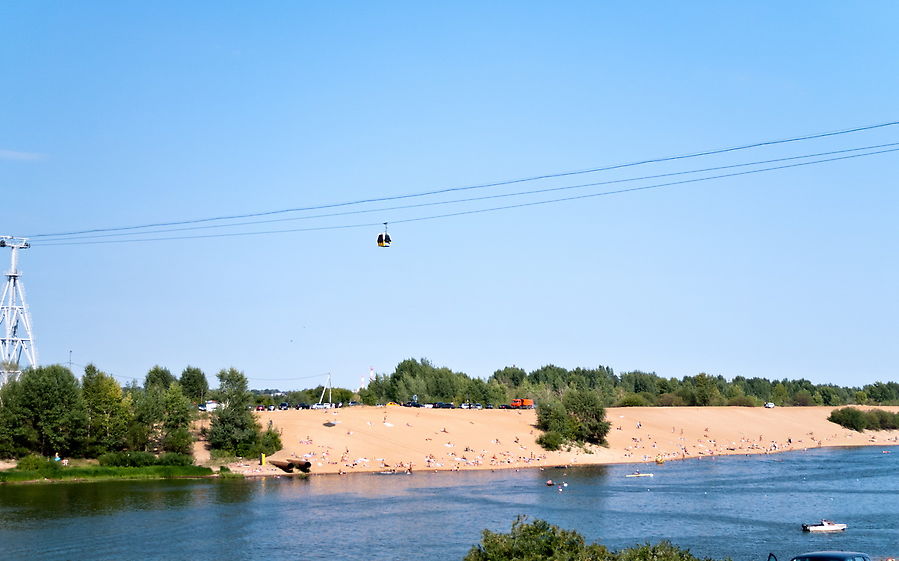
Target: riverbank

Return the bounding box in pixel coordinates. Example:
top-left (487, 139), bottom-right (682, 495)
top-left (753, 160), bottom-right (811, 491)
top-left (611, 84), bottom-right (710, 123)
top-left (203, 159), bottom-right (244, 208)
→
top-left (0, 464), bottom-right (215, 484)
top-left (228, 405), bottom-right (899, 477)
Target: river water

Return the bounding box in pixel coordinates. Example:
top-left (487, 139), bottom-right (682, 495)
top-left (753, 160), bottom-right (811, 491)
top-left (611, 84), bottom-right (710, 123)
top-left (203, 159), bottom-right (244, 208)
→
top-left (1, 446), bottom-right (897, 560)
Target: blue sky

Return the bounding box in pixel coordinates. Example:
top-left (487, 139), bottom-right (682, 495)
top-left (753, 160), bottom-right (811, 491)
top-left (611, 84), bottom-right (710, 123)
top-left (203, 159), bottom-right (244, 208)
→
top-left (2, 2), bottom-right (897, 390)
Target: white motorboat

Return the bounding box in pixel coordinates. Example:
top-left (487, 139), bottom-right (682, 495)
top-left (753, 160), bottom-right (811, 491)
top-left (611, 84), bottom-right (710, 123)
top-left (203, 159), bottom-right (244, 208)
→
top-left (801, 520), bottom-right (847, 533)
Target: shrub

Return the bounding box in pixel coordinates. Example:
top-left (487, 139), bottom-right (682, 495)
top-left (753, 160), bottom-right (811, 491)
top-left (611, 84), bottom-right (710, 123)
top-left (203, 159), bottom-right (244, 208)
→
top-left (99, 451), bottom-right (194, 467)
top-left (155, 453), bottom-right (194, 466)
top-left (17, 454), bottom-right (48, 471)
top-left (870, 409), bottom-right (899, 430)
top-left (162, 428), bottom-right (193, 456)
top-left (656, 393), bottom-right (687, 407)
top-left (98, 451), bottom-right (157, 467)
top-left (727, 396), bottom-right (758, 407)
top-left (536, 431), bottom-right (565, 451)
top-left (830, 407), bottom-right (899, 432)
top-left (615, 393), bottom-right (649, 407)
top-left (828, 407), bottom-right (868, 432)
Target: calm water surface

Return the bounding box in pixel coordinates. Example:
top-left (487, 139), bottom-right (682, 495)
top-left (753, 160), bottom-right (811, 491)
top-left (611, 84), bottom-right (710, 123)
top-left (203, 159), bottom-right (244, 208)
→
top-left (1, 447), bottom-right (897, 560)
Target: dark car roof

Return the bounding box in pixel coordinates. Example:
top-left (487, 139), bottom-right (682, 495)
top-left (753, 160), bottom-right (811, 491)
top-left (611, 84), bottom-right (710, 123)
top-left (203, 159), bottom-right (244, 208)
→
top-left (792, 553), bottom-right (870, 561)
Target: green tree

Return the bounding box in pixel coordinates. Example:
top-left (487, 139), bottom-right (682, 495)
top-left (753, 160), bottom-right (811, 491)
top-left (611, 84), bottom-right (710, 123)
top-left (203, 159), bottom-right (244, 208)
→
top-left (208, 368), bottom-right (281, 456)
top-left (161, 382), bottom-right (193, 454)
top-left (82, 364), bottom-right (132, 455)
top-left (128, 384), bottom-right (165, 451)
top-left (145, 365), bottom-right (175, 390)
top-left (8, 365), bottom-right (87, 457)
top-left (490, 366), bottom-right (527, 388)
top-left (562, 389), bottom-right (611, 445)
top-left (692, 373), bottom-right (722, 406)
top-left (536, 390), bottom-right (610, 450)
top-left (0, 379), bottom-right (29, 457)
top-left (771, 382), bottom-right (789, 406)
top-left (791, 390), bottom-right (814, 406)
top-left (179, 366), bottom-right (208, 404)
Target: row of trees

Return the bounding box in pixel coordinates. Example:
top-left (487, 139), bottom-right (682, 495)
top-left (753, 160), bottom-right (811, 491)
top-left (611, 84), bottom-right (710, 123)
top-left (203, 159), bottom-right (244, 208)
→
top-left (0, 364), bottom-right (280, 460)
top-left (358, 358), bottom-right (894, 408)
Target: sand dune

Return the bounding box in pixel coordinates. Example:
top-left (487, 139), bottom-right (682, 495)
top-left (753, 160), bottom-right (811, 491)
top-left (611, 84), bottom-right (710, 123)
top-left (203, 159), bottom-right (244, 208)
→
top-left (229, 405), bottom-right (899, 476)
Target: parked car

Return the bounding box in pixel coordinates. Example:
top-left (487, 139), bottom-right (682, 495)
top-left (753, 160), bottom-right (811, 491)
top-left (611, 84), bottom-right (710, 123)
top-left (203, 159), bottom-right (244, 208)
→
top-left (266, 404), bottom-right (276, 411)
top-left (278, 402), bottom-right (290, 410)
top-left (255, 405), bottom-right (266, 411)
top-left (771, 552), bottom-right (871, 561)
top-left (764, 402), bottom-right (776, 408)
top-left (295, 402), bottom-right (311, 410)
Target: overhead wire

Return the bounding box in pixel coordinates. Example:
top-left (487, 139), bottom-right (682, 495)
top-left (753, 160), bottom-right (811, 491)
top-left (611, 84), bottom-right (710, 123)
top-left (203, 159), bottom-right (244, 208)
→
top-left (36, 145), bottom-right (899, 246)
top-left (27, 119), bottom-right (899, 239)
top-left (32, 141), bottom-right (899, 243)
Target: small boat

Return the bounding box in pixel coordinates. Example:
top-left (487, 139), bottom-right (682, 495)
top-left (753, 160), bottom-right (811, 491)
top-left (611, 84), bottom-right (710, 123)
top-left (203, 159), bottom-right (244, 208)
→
top-left (545, 480), bottom-right (555, 486)
top-left (802, 519), bottom-right (847, 533)
top-left (625, 472), bottom-right (653, 478)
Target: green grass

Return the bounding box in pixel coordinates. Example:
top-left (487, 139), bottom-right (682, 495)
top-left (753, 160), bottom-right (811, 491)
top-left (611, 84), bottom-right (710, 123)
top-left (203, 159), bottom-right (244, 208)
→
top-left (0, 465), bottom-right (214, 483)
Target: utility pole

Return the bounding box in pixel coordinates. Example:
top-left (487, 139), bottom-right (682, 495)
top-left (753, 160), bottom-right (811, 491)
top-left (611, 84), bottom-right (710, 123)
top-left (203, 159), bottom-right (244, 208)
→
top-left (0, 236), bottom-right (38, 386)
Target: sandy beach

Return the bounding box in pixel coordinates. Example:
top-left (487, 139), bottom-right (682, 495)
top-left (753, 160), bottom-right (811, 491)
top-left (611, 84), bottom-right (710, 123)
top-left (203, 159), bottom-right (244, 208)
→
top-left (226, 405), bottom-right (899, 476)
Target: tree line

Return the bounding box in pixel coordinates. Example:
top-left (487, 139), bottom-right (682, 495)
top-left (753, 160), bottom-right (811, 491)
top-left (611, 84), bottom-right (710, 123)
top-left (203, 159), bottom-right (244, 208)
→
top-left (0, 364), bottom-right (280, 460)
top-left (356, 358), bottom-right (896, 408)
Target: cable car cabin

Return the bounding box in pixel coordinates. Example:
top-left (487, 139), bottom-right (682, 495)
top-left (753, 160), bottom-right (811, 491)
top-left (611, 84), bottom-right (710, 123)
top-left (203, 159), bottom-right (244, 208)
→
top-left (377, 232), bottom-right (392, 247)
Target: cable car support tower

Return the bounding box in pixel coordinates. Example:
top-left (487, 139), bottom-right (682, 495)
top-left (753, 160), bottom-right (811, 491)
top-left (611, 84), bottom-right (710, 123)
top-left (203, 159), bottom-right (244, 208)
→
top-left (0, 236), bottom-right (37, 386)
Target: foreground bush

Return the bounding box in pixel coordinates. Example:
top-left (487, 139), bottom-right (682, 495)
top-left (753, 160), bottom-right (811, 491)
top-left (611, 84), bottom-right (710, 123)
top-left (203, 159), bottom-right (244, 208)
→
top-left (465, 517), bottom-right (723, 561)
top-left (465, 516), bottom-right (609, 561)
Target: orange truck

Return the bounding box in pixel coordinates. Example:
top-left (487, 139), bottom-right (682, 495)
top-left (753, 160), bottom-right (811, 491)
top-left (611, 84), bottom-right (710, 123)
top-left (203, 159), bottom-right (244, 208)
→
top-left (510, 398), bottom-right (535, 409)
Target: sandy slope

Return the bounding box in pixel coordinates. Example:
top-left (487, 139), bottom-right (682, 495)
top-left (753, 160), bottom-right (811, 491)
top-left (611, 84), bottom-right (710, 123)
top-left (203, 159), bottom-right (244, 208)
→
top-left (227, 405), bottom-right (899, 476)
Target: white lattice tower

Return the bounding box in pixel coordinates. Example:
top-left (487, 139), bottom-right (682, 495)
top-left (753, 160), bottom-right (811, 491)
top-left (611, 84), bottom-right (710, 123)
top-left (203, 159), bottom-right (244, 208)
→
top-left (0, 236), bottom-right (37, 386)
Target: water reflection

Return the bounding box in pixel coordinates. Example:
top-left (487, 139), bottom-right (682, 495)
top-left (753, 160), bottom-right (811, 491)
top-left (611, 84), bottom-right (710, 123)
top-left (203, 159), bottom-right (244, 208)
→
top-left (1, 447), bottom-right (898, 561)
